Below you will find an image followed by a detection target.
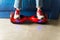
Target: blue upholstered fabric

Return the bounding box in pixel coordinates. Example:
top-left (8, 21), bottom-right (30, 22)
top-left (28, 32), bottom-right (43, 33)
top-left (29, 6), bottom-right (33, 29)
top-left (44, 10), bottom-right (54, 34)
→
top-left (0, 0), bottom-right (60, 19)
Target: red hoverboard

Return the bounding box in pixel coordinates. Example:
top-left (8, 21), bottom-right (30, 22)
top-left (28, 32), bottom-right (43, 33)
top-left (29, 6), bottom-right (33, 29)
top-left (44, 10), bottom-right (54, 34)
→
top-left (29, 14), bottom-right (48, 24)
top-left (10, 12), bottom-right (48, 24)
top-left (10, 12), bottom-right (27, 24)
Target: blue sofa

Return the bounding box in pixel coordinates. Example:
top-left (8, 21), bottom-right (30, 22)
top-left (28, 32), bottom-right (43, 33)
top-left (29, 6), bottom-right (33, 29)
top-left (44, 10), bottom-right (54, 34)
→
top-left (0, 0), bottom-right (60, 19)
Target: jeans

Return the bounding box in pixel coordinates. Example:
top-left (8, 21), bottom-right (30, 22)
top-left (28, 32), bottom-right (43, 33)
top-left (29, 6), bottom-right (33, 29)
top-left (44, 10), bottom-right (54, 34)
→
top-left (14, 0), bottom-right (43, 9)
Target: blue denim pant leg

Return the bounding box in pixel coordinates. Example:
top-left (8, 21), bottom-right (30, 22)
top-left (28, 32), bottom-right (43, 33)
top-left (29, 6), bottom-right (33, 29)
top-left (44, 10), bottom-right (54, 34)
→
top-left (14, 0), bottom-right (22, 9)
top-left (36, 0), bottom-right (43, 8)
top-left (14, 0), bottom-right (43, 9)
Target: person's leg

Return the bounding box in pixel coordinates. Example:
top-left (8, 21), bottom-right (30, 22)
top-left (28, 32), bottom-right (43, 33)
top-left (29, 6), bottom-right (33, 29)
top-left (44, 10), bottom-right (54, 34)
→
top-left (14, 0), bottom-right (22, 19)
top-left (36, 0), bottom-right (44, 19)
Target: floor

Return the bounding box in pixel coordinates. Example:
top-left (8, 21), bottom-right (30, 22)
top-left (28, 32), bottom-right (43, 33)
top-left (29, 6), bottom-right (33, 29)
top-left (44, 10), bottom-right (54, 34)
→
top-left (0, 18), bottom-right (60, 40)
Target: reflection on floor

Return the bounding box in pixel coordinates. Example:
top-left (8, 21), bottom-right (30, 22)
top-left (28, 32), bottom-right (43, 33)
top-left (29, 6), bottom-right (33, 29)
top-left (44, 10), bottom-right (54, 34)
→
top-left (0, 18), bottom-right (60, 40)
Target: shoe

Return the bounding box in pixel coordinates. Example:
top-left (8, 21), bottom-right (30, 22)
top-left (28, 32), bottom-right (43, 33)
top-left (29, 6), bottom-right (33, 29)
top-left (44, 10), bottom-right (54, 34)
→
top-left (36, 9), bottom-right (44, 20)
top-left (14, 9), bottom-right (20, 19)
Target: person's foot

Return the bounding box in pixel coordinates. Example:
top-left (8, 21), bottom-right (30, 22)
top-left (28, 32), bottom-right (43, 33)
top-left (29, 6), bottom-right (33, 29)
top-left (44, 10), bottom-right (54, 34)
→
top-left (14, 9), bottom-right (20, 19)
top-left (36, 8), bottom-right (44, 19)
